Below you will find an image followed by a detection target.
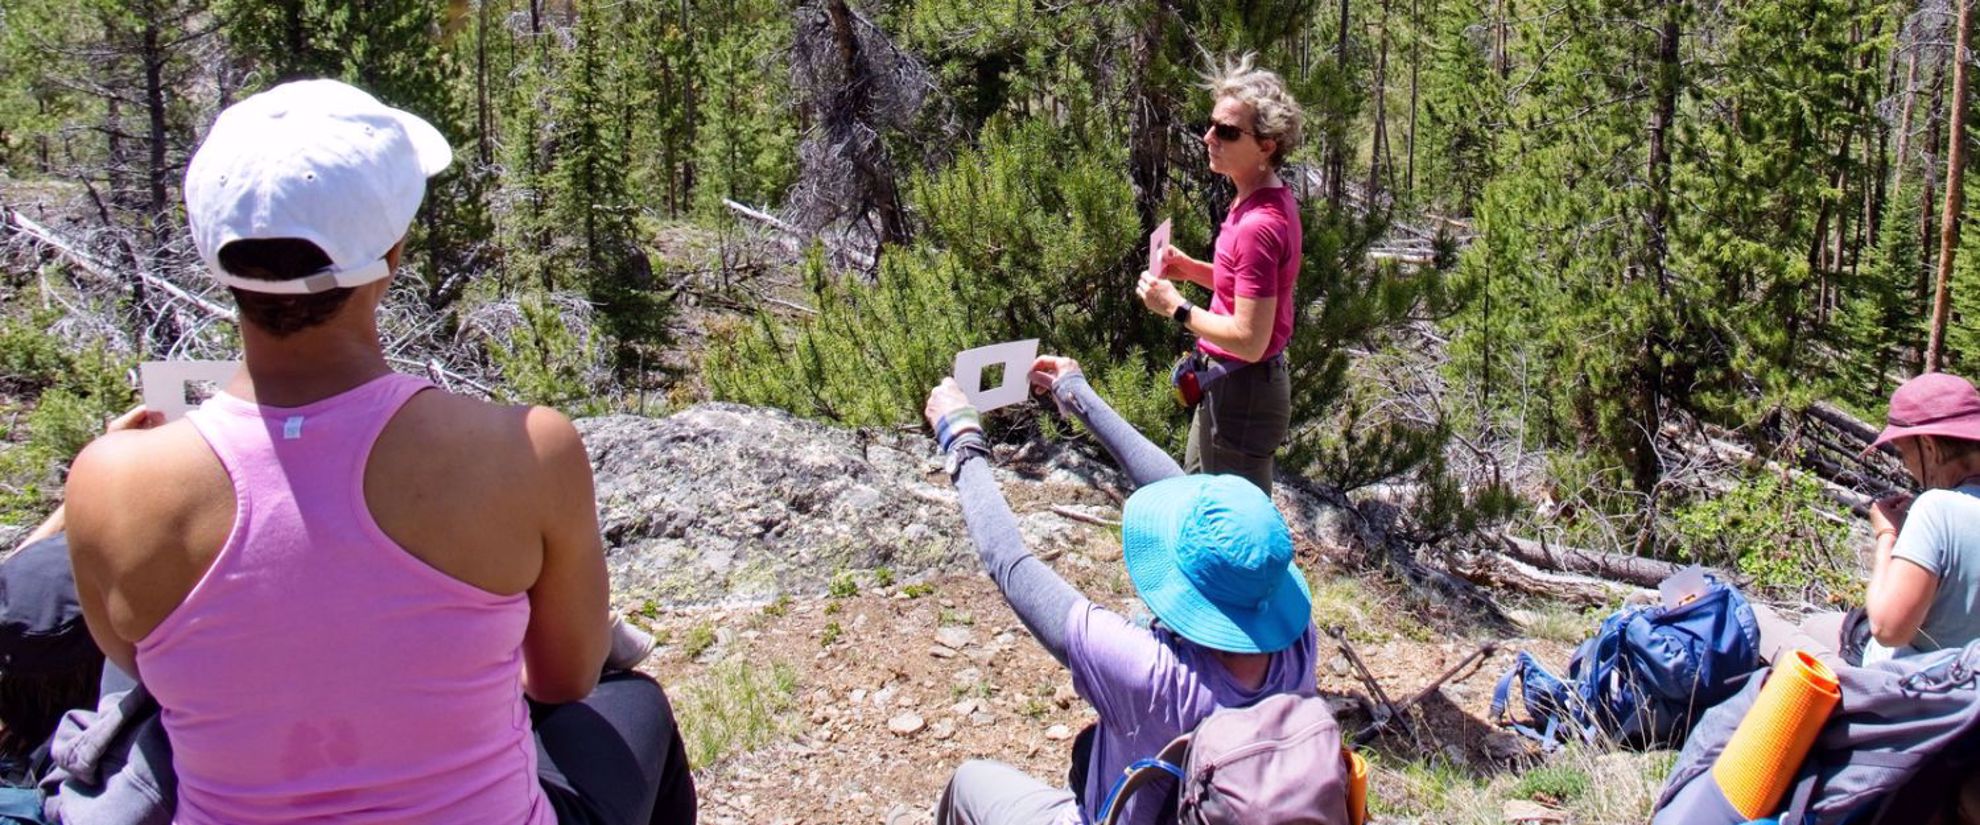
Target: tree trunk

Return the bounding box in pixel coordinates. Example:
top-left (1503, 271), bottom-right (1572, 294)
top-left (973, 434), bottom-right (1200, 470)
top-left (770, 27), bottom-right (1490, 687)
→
top-left (476, 0), bottom-right (492, 166)
top-left (1367, 0), bottom-right (1390, 201)
top-left (1328, 0), bottom-right (1350, 208)
top-left (1631, 0), bottom-right (1681, 504)
top-left (1894, 45), bottom-right (1921, 205)
top-left (1923, 57), bottom-right (1947, 300)
top-left (1928, 0), bottom-right (1974, 373)
top-left (1128, 1), bottom-right (1169, 234)
top-left (142, 14), bottom-right (169, 221)
top-left (824, 0), bottom-right (907, 247)
top-left (1406, 0), bottom-right (1421, 195)
top-left (103, 17), bottom-right (127, 205)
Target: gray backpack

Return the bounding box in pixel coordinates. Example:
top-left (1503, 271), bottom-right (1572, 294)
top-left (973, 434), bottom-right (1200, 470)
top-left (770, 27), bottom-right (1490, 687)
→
top-left (1097, 692), bottom-right (1354, 825)
top-left (1653, 639), bottom-right (1980, 825)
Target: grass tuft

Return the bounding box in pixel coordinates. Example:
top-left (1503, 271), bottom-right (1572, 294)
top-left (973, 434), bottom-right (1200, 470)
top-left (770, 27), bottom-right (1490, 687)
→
top-left (676, 659), bottom-right (800, 769)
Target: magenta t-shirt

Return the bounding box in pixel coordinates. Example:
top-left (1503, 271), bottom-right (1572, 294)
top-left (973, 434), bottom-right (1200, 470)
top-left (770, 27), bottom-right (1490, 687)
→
top-left (1062, 600), bottom-right (1318, 825)
top-left (1198, 185), bottom-right (1302, 363)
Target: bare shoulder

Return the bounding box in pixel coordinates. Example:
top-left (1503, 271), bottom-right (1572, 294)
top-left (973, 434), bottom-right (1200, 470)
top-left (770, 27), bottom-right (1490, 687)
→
top-left (386, 390), bottom-right (589, 486)
top-left (65, 421), bottom-right (226, 563)
top-left (68, 421), bottom-right (216, 506)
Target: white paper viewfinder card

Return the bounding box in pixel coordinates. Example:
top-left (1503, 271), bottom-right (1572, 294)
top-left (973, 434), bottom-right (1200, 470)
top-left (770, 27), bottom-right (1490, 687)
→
top-left (952, 339), bottom-right (1038, 413)
top-left (140, 360), bottom-right (240, 422)
top-left (1147, 219), bottom-right (1172, 279)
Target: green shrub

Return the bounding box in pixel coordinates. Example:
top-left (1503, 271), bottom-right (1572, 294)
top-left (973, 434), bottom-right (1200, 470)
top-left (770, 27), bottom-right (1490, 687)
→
top-left (484, 296), bottom-right (611, 414)
top-left (705, 118), bottom-right (1177, 438)
top-left (1671, 469), bottom-right (1857, 601)
top-left (680, 621), bottom-right (718, 659)
top-left (0, 309), bottom-right (136, 524)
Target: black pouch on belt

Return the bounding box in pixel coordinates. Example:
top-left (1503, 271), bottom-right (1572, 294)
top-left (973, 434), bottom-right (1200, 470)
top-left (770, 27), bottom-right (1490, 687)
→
top-left (1170, 350), bottom-right (1243, 407)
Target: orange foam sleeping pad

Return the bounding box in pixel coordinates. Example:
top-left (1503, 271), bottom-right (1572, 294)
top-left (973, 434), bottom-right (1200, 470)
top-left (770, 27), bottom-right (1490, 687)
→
top-left (1344, 749), bottom-right (1368, 825)
top-left (1711, 650), bottom-right (1842, 821)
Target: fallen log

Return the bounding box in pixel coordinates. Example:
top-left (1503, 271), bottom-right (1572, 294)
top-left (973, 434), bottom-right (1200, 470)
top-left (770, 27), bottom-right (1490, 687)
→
top-left (1449, 549), bottom-right (1653, 607)
top-left (1279, 475), bottom-right (1508, 625)
top-left (1493, 533), bottom-right (1686, 589)
top-left (1806, 401), bottom-right (1882, 447)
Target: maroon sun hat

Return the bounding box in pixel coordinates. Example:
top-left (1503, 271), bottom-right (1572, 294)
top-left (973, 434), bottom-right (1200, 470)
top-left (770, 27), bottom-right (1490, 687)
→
top-left (1871, 372), bottom-right (1980, 451)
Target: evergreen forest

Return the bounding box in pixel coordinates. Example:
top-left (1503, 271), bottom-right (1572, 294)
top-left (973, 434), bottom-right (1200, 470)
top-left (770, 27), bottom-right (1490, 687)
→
top-left (0, 0), bottom-right (1972, 817)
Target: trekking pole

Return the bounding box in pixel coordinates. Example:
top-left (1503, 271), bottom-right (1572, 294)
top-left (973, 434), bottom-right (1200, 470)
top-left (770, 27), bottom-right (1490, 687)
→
top-left (1394, 641), bottom-right (1499, 713)
top-left (1327, 625), bottom-right (1411, 741)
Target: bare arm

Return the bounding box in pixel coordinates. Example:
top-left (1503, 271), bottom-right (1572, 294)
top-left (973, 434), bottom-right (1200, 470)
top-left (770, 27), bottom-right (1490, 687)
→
top-left (1136, 275), bottom-right (1279, 363)
top-left (1158, 244), bottom-right (1215, 289)
top-left (520, 407), bottom-right (611, 703)
top-left (63, 437), bottom-right (145, 680)
top-left (17, 504), bottom-right (65, 552)
top-left (1185, 294), bottom-right (1278, 363)
top-left (1865, 494), bottom-right (1938, 647)
top-left (54, 406), bottom-right (169, 677)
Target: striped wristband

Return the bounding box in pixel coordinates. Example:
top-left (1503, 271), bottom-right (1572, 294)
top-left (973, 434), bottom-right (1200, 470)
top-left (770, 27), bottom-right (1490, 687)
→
top-left (935, 407), bottom-right (983, 453)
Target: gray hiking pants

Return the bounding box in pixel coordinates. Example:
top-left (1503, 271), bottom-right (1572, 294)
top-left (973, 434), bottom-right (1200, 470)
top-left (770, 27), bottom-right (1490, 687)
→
top-left (936, 759), bottom-right (1077, 825)
top-left (1183, 354), bottom-right (1291, 495)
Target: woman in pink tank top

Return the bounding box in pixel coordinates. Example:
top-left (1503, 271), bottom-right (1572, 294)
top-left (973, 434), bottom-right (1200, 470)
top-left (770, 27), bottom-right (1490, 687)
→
top-left (61, 80), bottom-right (697, 825)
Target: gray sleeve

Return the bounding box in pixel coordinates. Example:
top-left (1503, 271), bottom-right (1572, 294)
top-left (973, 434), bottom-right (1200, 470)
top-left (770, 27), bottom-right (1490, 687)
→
top-left (950, 448), bottom-right (1081, 666)
top-left (1891, 491), bottom-right (1953, 578)
top-left (1048, 375), bottom-right (1185, 488)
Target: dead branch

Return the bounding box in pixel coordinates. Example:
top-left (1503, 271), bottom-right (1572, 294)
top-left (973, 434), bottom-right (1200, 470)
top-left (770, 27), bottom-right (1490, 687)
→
top-left (724, 198), bottom-right (876, 273)
top-left (1048, 504), bottom-right (1120, 528)
top-left (5, 209), bottom-right (236, 321)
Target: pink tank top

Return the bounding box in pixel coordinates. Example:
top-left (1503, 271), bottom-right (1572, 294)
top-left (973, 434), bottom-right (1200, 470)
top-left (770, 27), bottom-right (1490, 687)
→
top-left (139, 374), bottom-right (552, 825)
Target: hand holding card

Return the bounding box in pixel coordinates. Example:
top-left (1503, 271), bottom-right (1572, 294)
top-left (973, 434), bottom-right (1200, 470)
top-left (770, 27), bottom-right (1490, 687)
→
top-left (951, 340), bottom-right (1039, 413)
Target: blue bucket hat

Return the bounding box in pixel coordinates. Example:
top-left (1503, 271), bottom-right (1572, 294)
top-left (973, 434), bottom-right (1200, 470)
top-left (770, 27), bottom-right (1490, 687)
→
top-left (1121, 475), bottom-right (1312, 654)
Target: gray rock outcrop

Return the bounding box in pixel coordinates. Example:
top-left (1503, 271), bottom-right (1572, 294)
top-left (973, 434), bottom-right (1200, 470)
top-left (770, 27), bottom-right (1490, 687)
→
top-left (578, 403), bottom-right (1127, 606)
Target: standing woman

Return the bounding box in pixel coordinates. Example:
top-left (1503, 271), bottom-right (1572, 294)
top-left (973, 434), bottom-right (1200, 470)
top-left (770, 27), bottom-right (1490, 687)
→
top-left (1137, 53), bottom-right (1305, 494)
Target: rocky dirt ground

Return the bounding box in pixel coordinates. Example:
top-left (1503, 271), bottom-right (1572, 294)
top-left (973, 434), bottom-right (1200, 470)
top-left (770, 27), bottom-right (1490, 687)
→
top-left (575, 403), bottom-right (1677, 824)
top-left (625, 517), bottom-right (1664, 824)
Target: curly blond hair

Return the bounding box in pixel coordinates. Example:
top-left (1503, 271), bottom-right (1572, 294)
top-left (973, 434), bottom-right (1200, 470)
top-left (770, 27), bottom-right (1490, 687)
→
top-left (1200, 52), bottom-right (1304, 168)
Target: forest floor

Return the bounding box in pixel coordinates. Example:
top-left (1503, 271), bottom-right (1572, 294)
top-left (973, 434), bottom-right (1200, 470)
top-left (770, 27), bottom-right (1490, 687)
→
top-left (631, 529), bottom-right (1675, 825)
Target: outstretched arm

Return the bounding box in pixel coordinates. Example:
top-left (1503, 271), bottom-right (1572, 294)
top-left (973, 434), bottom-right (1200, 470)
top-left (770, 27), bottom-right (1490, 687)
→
top-left (1031, 357), bottom-right (1184, 489)
top-left (928, 381), bottom-right (1082, 666)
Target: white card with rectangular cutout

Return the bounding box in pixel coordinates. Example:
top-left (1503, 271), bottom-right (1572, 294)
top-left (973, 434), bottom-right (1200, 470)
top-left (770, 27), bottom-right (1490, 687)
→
top-left (952, 339), bottom-right (1038, 413)
top-left (1147, 218), bottom-right (1172, 279)
top-left (140, 361), bottom-right (240, 422)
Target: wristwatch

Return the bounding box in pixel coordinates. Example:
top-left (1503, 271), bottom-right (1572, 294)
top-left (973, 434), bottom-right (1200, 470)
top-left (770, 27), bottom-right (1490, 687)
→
top-left (1172, 301), bottom-right (1194, 326)
top-left (944, 436), bottom-right (991, 481)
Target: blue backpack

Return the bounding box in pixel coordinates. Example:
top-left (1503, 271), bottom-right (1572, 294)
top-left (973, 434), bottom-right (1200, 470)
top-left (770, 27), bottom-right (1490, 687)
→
top-left (1490, 575), bottom-right (1760, 750)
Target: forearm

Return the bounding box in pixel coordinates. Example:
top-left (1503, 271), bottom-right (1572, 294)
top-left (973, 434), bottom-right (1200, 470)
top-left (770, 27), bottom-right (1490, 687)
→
top-left (1048, 375), bottom-right (1183, 487)
top-left (1176, 255), bottom-right (1215, 288)
top-left (1865, 531), bottom-right (1920, 646)
top-left (1186, 309), bottom-right (1269, 362)
top-left (19, 504), bottom-right (65, 550)
top-left (950, 443), bottom-right (1080, 665)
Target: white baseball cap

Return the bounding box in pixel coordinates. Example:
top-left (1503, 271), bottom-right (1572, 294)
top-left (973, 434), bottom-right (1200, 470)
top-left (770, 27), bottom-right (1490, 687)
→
top-left (184, 79), bottom-right (453, 295)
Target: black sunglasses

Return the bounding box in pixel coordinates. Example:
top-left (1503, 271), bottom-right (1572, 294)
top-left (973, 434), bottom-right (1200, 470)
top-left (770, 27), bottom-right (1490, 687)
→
top-left (1207, 119), bottom-right (1257, 142)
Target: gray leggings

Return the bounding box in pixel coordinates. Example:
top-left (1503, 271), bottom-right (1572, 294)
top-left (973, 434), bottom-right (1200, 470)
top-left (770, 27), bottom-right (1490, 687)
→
top-left (936, 759), bottom-right (1077, 825)
top-left (1184, 355), bottom-right (1291, 494)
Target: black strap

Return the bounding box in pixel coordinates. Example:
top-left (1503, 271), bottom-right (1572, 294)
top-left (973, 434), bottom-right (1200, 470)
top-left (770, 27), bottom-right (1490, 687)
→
top-left (1068, 723), bottom-right (1098, 809)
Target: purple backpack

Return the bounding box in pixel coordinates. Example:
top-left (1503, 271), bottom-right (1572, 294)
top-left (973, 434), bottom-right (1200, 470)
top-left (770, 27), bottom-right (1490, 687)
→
top-left (1096, 692), bottom-right (1354, 825)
